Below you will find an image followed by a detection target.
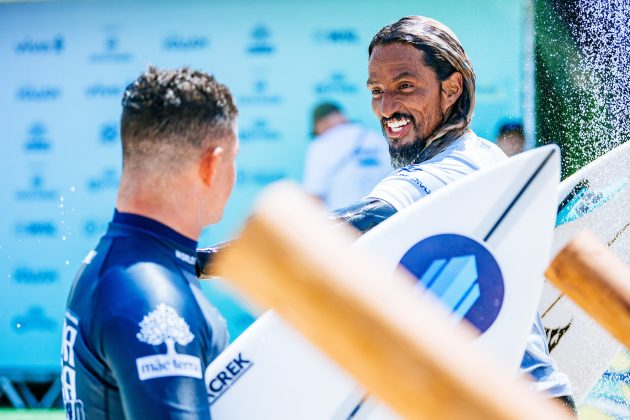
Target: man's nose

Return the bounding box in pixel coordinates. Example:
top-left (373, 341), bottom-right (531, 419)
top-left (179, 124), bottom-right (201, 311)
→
top-left (379, 92), bottom-right (400, 118)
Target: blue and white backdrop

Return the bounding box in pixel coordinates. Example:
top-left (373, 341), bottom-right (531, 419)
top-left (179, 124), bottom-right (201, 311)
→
top-left (0, 0), bottom-right (524, 378)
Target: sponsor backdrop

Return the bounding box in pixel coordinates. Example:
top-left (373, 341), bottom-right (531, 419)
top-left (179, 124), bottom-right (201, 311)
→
top-left (0, 0), bottom-right (523, 377)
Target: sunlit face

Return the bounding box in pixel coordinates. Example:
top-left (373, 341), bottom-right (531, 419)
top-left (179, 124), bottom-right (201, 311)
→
top-left (367, 43), bottom-right (448, 167)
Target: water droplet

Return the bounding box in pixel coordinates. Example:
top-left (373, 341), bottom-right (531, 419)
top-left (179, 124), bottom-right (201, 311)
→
top-left (65, 260), bottom-right (70, 265)
top-left (70, 186), bottom-right (76, 192)
top-left (62, 236), bottom-right (67, 241)
top-left (16, 323), bottom-right (21, 329)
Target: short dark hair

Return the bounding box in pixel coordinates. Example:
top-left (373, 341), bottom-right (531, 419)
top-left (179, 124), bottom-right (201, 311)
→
top-left (368, 16), bottom-right (475, 146)
top-left (498, 122), bottom-right (524, 138)
top-left (120, 66), bottom-right (237, 171)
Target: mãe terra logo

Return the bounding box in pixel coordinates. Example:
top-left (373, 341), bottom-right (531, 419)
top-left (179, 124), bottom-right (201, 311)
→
top-left (135, 303), bottom-right (202, 381)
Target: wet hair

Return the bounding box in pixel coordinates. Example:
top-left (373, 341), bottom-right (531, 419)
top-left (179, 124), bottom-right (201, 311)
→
top-left (369, 16), bottom-right (476, 149)
top-left (120, 66), bottom-right (237, 172)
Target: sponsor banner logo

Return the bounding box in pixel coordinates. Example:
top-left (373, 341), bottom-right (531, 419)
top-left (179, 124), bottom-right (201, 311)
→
top-left (16, 86), bottom-right (61, 102)
top-left (12, 266), bottom-right (60, 284)
top-left (314, 71), bottom-right (358, 95)
top-left (314, 29), bottom-right (359, 44)
top-left (238, 79), bottom-right (282, 106)
top-left (89, 31), bottom-right (132, 63)
top-left (99, 123), bottom-right (118, 144)
top-left (83, 219), bottom-right (109, 237)
top-left (246, 25), bottom-right (274, 55)
top-left (237, 169), bottom-right (285, 186)
top-left (15, 220), bottom-right (58, 237)
top-left (162, 35), bottom-right (209, 51)
top-left (24, 123), bottom-right (52, 152)
top-left (136, 303), bottom-right (202, 381)
top-left (239, 119), bottom-right (281, 142)
top-left (15, 35), bottom-right (64, 54)
top-left (12, 306), bottom-right (57, 333)
top-left (15, 172), bottom-right (58, 201)
top-left (85, 83), bottom-right (125, 98)
top-left (87, 168), bottom-right (120, 192)
top-left (400, 234), bottom-right (504, 333)
top-left (174, 250), bottom-right (196, 266)
top-left (207, 353), bottom-right (253, 404)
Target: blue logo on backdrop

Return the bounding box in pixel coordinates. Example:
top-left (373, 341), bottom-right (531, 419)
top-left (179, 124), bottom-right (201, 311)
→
top-left (15, 35), bottom-right (64, 54)
top-left (240, 119), bottom-right (281, 142)
top-left (15, 221), bottom-right (58, 237)
top-left (12, 306), bottom-right (57, 333)
top-left (13, 266), bottom-right (59, 284)
top-left (16, 86), bottom-right (61, 102)
top-left (237, 169), bottom-right (285, 186)
top-left (239, 79), bottom-right (282, 106)
top-left (15, 171), bottom-right (58, 201)
top-left (162, 35), bottom-right (209, 51)
top-left (89, 30), bottom-right (132, 62)
top-left (85, 83), bottom-right (125, 98)
top-left (24, 123), bottom-right (52, 151)
top-left (247, 25), bottom-right (274, 55)
top-left (315, 72), bottom-right (358, 95)
top-left (87, 168), bottom-right (120, 192)
top-left (83, 219), bottom-right (109, 237)
top-left (100, 123), bottom-right (118, 144)
top-left (400, 234), bottom-right (504, 333)
top-left (314, 29), bottom-right (359, 44)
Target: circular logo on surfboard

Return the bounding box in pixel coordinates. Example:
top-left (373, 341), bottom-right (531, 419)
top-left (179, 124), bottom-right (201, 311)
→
top-left (399, 234), bottom-right (504, 333)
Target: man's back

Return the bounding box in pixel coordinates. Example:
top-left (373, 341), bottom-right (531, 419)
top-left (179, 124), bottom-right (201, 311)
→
top-left (62, 212), bottom-right (228, 419)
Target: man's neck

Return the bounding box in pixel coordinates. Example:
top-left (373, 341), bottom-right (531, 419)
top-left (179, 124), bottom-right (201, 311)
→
top-left (116, 173), bottom-right (204, 241)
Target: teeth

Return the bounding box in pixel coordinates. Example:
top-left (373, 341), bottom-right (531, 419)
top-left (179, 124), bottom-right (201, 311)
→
top-left (386, 118), bottom-right (409, 129)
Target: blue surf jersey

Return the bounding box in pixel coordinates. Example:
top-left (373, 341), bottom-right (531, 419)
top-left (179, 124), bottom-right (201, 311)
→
top-left (61, 211), bottom-right (229, 420)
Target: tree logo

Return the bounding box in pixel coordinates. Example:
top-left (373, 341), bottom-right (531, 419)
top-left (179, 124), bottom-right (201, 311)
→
top-left (135, 303), bottom-right (202, 381)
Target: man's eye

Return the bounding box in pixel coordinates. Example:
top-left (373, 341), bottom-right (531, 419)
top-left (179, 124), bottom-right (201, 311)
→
top-left (399, 83), bottom-right (413, 90)
top-left (371, 88), bottom-right (382, 95)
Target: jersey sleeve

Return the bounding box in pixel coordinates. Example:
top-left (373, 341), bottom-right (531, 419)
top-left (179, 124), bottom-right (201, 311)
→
top-left (94, 267), bottom-right (212, 419)
top-left (366, 167), bottom-right (445, 211)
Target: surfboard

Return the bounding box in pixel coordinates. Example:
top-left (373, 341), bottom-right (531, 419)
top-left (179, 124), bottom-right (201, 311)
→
top-left (539, 140), bottom-right (630, 403)
top-left (206, 145), bottom-right (560, 419)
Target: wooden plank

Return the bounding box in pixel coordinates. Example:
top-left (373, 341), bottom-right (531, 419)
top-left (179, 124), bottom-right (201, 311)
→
top-left (212, 182), bottom-right (572, 420)
top-left (545, 229), bottom-right (630, 350)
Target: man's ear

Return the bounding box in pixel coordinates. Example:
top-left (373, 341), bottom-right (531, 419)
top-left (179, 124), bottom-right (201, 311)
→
top-left (440, 71), bottom-right (463, 114)
top-left (199, 147), bottom-right (224, 186)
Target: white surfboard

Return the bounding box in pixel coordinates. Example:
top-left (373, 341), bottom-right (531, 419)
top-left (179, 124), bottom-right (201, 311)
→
top-left (207, 145), bottom-right (560, 419)
top-left (539, 141), bottom-right (630, 403)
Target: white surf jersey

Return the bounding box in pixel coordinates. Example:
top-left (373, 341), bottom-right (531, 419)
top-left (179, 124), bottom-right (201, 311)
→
top-left (367, 130), bottom-right (506, 209)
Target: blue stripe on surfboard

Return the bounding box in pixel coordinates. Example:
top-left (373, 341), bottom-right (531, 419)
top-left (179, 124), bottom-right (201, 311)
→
top-left (432, 256), bottom-right (478, 308)
top-left (452, 282), bottom-right (481, 322)
top-left (483, 148), bottom-right (556, 242)
top-left (419, 258), bottom-right (448, 288)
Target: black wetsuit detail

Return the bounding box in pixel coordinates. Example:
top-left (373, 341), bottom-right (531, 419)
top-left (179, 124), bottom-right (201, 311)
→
top-left (329, 198), bottom-right (397, 233)
top-left (62, 211), bottom-right (229, 420)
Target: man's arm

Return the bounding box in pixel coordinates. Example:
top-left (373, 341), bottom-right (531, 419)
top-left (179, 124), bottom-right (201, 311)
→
top-left (95, 267), bottom-right (212, 419)
top-left (196, 198), bottom-right (397, 277)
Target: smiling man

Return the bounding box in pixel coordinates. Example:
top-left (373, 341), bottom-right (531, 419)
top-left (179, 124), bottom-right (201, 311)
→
top-left (331, 16), bottom-right (575, 412)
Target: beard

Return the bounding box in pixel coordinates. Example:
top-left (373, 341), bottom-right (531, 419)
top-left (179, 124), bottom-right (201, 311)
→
top-left (381, 113), bottom-right (427, 169)
top-left (388, 137), bottom-right (428, 169)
